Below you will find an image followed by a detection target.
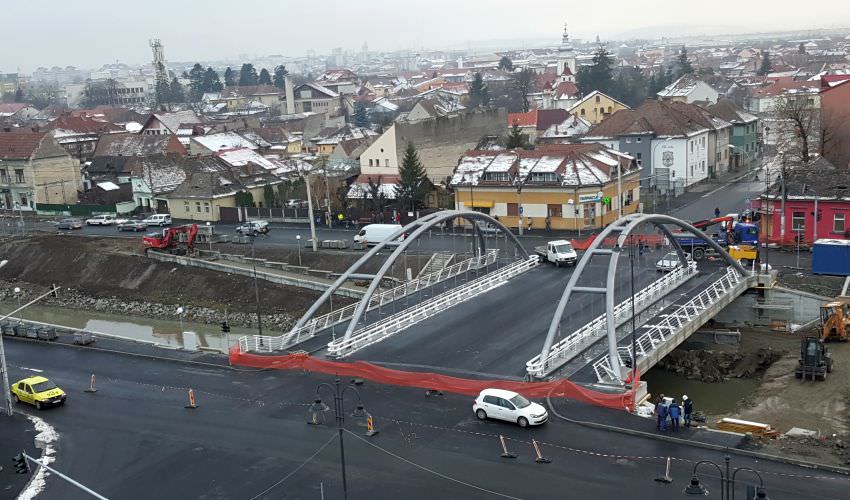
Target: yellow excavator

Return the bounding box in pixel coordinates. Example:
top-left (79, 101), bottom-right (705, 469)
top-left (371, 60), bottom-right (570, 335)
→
top-left (820, 298), bottom-right (850, 342)
top-left (728, 244), bottom-right (759, 267)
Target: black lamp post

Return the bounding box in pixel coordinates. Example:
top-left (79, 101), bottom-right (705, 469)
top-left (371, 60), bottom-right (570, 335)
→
top-left (312, 378), bottom-right (367, 500)
top-left (684, 453), bottom-right (769, 500)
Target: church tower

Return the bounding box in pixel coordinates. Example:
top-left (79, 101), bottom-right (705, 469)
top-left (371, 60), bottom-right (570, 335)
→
top-left (556, 24), bottom-right (576, 76)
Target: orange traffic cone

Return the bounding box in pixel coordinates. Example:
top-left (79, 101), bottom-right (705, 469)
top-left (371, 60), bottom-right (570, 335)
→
top-left (185, 388), bottom-right (199, 409)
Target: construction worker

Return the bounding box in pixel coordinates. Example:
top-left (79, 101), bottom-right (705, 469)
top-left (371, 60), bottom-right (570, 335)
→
top-left (714, 207), bottom-right (721, 218)
top-left (683, 395), bottom-right (693, 427)
top-left (669, 399), bottom-right (681, 432)
top-left (655, 396), bottom-right (667, 432)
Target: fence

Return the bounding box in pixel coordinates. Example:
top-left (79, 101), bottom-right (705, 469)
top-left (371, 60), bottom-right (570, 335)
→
top-left (35, 203), bottom-right (117, 217)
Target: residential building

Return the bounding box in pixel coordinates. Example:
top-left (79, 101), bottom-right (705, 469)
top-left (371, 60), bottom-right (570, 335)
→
top-left (405, 97), bottom-right (466, 122)
top-left (536, 114), bottom-right (592, 144)
top-left (0, 130), bottom-right (81, 208)
top-left (78, 78), bottom-right (149, 107)
top-left (315, 69), bottom-right (360, 95)
top-left (140, 110), bottom-right (204, 146)
top-left (657, 75), bottom-right (720, 104)
top-left (0, 103), bottom-right (39, 122)
top-left (46, 112), bottom-right (124, 161)
top-left (310, 125), bottom-right (377, 157)
top-left (293, 82), bottom-right (339, 115)
top-left (450, 143), bottom-right (639, 230)
top-left (706, 99), bottom-right (760, 169)
top-left (821, 80), bottom-right (850, 169)
top-left (189, 131), bottom-right (262, 156)
top-left (93, 132), bottom-right (186, 158)
top-left (569, 91), bottom-right (629, 125)
top-left (507, 108), bottom-right (570, 144)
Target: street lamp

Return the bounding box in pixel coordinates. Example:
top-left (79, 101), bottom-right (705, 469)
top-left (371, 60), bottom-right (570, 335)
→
top-left (296, 234), bottom-right (302, 266)
top-left (312, 378), bottom-right (368, 500)
top-left (683, 454), bottom-right (769, 500)
top-left (205, 221), bottom-right (212, 251)
top-left (176, 306), bottom-right (185, 334)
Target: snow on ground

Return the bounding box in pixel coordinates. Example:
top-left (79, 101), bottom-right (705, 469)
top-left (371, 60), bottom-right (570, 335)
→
top-left (18, 415), bottom-right (59, 500)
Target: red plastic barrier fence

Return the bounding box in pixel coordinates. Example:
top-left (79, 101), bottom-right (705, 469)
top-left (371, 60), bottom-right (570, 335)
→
top-left (570, 233), bottom-right (665, 251)
top-left (230, 347), bottom-right (637, 411)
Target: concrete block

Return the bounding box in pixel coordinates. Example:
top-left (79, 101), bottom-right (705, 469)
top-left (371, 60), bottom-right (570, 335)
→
top-left (307, 269), bottom-right (334, 279)
top-left (265, 261), bottom-right (288, 270)
top-left (287, 265), bottom-right (309, 274)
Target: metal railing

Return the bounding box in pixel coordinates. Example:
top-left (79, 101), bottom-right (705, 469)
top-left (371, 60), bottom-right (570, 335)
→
top-left (326, 256), bottom-right (540, 358)
top-left (418, 252), bottom-right (455, 278)
top-left (238, 250), bottom-right (499, 354)
top-left (525, 262), bottom-right (698, 378)
top-left (592, 266), bottom-right (746, 383)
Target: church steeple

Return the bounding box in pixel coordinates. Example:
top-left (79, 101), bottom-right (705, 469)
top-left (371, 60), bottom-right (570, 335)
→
top-left (561, 23), bottom-right (570, 47)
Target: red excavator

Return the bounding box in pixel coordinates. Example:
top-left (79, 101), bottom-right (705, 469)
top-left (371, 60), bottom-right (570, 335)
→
top-left (143, 223), bottom-right (198, 255)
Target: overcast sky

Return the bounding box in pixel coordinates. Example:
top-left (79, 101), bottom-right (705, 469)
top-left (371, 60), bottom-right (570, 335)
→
top-left (2, 0), bottom-right (848, 72)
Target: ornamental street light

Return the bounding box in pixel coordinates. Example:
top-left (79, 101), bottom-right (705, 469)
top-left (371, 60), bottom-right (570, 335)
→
top-left (176, 306), bottom-right (185, 334)
top-left (683, 453), bottom-right (769, 500)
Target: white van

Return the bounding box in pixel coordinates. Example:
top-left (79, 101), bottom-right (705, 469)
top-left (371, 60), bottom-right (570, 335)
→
top-left (354, 224), bottom-right (404, 246)
top-left (142, 214), bottom-right (172, 226)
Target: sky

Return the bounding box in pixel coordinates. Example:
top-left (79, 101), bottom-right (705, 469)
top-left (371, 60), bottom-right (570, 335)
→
top-left (2, 0), bottom-right (849, 73)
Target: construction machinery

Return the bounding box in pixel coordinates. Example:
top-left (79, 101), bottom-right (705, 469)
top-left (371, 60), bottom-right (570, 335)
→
top-left (673, 216), bottom-right (760, 261)
top-left (795, 337), bottom-right (834, 381)
top-left (143, 224), bottom-right (198, 255)
top-left (819, 298), bottom-right (850, 342)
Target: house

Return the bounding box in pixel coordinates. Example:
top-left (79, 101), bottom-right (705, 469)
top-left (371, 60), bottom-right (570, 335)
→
top-left (292, 82), bottom-right (339, 115)
top-left (657, 75), bottom-right (720, 104)
top-left (507, 108), bottom-right (570, 144)
top-left (581, 100), bottom-right (721, 195)
top-left (568, 91), bottom-right (630, 125)
top-left (0, 130), bottom-right (82, 208)
top-left (706, 100), bottom-right (760, 169)
top-left (450, 143), bottom-right (640, 230)
top-left (820, 80), bottom-right (850, 169)
top-left (93, 132), bottom-right (186, 158)
top-left (310, 125), bottom-right (377, 156)
top-left (189, 132), bottom-right (262, 156)
top-left (754, 163), bottom-right (850, 245)
top-left (46, 112), bottom-right (125, 161)
top-left (0, 103), bottom-right (39, 122)
top-left (404, 97), bottom-right (467, 122)
top-left (315, 70), bottom-right (360, 96)
top-left (140, 110), bottom-right (204, 145)
top-left (536, 114), bottom-right (592, 144)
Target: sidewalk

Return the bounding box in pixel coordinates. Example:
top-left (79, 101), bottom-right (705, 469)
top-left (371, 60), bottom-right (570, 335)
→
top-left (0, 412), bottom-right (40, 498)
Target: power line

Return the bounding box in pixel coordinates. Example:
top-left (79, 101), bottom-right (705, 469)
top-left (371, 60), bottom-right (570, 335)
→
top-left (247, 432), bottom-right (337, 500)
top-left (343, 429), bottom-right (522, 500)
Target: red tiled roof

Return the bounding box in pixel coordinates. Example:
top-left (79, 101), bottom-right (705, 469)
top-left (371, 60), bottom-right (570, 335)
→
top-left (0, 103), bottom-right (29, 114)
top-left (562, 66), bottom-right (573, 76)
top-left (0, 131), bottom-right (47, 160)
top-left (49, 113), bottom-right (123, 134)
top-left (535, 109), bottom-right (570, 131)
top-left (554, 81), bottom-right (579, 98)
top-left (508, 109), bottom-right (537, 127)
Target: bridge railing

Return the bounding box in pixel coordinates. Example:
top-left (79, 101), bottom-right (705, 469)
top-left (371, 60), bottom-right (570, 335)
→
top-left (592, 266), bottom-right (745, 383)
top-left (237, 250), bottom-right (499, 353)
top-left (327, 256), bottom-right (540, 358)
top-left (526, 262), bottom-right (698, 378)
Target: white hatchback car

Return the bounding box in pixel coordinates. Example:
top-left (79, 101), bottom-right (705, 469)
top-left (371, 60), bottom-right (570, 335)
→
top-left (473, 388), bottom-right (548, 427)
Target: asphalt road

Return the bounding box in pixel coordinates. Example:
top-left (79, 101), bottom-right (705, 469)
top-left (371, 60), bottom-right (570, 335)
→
top-left (3, 339), bottom-right (848, 500)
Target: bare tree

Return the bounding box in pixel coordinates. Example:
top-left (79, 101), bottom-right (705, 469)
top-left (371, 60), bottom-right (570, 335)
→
top-left (511, 69), bottom-right (535, 113)
top-left (771, 93), bottom-right (820, 165)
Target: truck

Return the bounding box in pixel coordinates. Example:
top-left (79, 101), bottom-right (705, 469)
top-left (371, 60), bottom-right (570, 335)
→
top-left (671, 216), bottom-right (760, 261)
top-left (534, 240), bottom-right (578, 267)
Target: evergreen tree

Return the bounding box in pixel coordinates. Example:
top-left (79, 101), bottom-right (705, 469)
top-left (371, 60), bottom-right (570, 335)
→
top-left (258, 68), bottom-right (272, 85)
top-left (677, 46), bottom-right (694, 77)
top-left (203, 67), bottom-right (223, 92)
top-left (757, 51), bottom-right (772, 76)
top-left (798, 42), bottom-right (806, 54)
top-left (235, 190), bottom-right (254, 207)
top-left (505, 124), bottom-right (529, 149)
top-left (155, 78), bottom-right (170, 106)
top-left (352, 102), bottom-right (369, 127)
top-left (169, 77), bottom-right (185, 103)
top-left (13, 88), bottom-right (23, 103)
top-left (188, 63), bottom-right (205, 101)
top-left (498, 56), bottom-right (513, 71)
top-left (224, 67), bottom-right (235, 87)
top-left (239, 64), bottom-right (259, 86)
top-left (273, 65), bottom-right (289, 89)
top-left (468, 72), bottom-right (490, 107)
top-left (576, 46), bottom-right (614, 96)
top-left (395, 142), bottom-right (430, 210)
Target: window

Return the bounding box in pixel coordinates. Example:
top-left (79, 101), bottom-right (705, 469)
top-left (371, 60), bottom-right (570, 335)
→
top-left (204, 202), bottom-right (210, 213)
top-left (636, 153), bottom-right (642, 160)
top-left (636, 137), bottom-right (642, 143)
top-left (625, 137), bottom-right (632, 143)
top-left (595, 95), bottom-right (600, 103)
top-left (792, 211), bottom-right (805, 231)
top-left (690, 141), bottom-right (694, 152)
top-left (835, 213), bottom-right (845, 233)
top-left (14, 169), bottom-right (24, 183)
top-left (607, 106), bottom-right (612, 113)
top-left (196, 202), bottom-right (201, 213)
top-left (368, 159), bottom-right (373, 167)
top-left (547, 204), bottom-right (562, 217)
top-left (0, 170), bottom-right (7, 183)
top-left (385, 159), bottom-right (389, 167)
top-left (507, 203), bottom-right (518, 216)
top-left (184, 202), bottom-right (190, 213)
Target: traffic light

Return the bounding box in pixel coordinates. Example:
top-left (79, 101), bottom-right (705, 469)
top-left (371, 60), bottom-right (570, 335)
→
top-left (12, 453), bottom-right (30, 474)
top-left (220, 321), bottom-right (230, 333)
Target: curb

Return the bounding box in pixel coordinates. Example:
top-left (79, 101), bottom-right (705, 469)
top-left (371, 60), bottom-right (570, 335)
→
top-left (545, 394), bottom-right (850, 477)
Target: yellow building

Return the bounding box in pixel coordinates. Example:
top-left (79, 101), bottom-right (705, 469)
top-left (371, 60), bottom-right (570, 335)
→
top-left (568, 91), bottom-right (630, 125)
top-left (451, 144), bottom-right (640, 230)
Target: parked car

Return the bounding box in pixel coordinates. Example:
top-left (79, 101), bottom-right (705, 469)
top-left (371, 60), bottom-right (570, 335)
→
top-left (286, 199), bottom-right (307, 208)
top-left (142, 214), bottom-right (171, 226)
top-left (236, 220), bottom-right (270, 236)
top-left (473, 388), bottom-right (548, 427)
top-left (85, 214), bottom-right (115, 225)
top-left (656, 251), bottom-right (692, 272)
top-left (10, 376), bottom-right (66, 410)
top-left (56, 218), bottom-right (82, 230)
top-left (117, 220), bottom-right (148, 232)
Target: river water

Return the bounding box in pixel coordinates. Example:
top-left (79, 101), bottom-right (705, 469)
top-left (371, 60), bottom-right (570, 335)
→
top-left (0, 302), bottom-right (280, 352)
top-left (642, 368), bottom-right (759, 415)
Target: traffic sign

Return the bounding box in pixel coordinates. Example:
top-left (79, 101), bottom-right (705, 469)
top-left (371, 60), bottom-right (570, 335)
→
top-left (519, 206), bottom-right (523, 214)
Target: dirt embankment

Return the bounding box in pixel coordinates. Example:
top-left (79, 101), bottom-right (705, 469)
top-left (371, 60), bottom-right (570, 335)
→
top-left (656, 348), bottom-right (783, 382)
top-left (0, 235), bottom-right (349, 328)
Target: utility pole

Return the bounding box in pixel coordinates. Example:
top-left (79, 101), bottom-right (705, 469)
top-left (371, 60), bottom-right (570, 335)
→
top-left (321, 157), bottom-right (332, 229)
top-left (779, 153), bottom-right (787, 245)
top-left (250, 235), bottom-right (263, 336)
top-left (303, 166), bottom-right (318, 252)
top-left (617, 160), bottom-right (623, 219)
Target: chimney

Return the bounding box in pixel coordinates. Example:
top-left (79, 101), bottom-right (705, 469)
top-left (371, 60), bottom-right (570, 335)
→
top-left (284, 75), bottom-right (295, 115)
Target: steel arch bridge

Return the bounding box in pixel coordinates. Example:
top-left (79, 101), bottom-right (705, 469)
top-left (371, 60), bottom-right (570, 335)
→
top-left (537, 213), bottom-right (749, 383)
top-left (293, 210), bottom-right (529, 342)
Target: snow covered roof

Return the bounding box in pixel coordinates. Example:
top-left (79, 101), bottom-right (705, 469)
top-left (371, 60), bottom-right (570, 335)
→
top-left (96, 181), bottom-right (120, 191)
top-left (191, 132), bottom-right (259, 152)
top-left (346, 174), bottom-right (400, 200)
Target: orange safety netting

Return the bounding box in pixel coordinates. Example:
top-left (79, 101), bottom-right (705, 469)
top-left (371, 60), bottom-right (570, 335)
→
top-left (230, 347), bottom-right (638, 411)
top-left (570, 233), bottom-right (664, 251)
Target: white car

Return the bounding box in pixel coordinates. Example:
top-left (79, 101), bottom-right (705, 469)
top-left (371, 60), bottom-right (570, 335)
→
top-left (656, 251), bottom-right (691, 272)
top-left (85, 214), bottom-right (116, 225)
top-left (473, 388), bottom-right (548, 427)
top-left (142, 214), bottom-right (172, 226)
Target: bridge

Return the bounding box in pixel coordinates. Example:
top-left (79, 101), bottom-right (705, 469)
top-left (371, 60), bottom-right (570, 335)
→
top-left (237, 212), bottom-right (764, 392)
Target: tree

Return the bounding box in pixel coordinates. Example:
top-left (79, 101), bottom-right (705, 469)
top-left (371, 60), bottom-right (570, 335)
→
top-left (155, 78), bottom-right (170, 107)
top-left (498, 56), bottom-right (513, 71)
top-left (203, 67), bottom-right (223, 92)
top-left (468, 72), bottom-right (490, 108)
top-left (576, 45), bottom-right (615, 96)
top-left (798, 42), bottom-right (806, 54)
top-left (169, 77), bottom-right (185, 103)
top-left (273, 65), bottom-right (289, 89)
top-left (13, 88), bottom-right (23, 103)
top-left (757, 51), bottom-right (772, 76)
top-left (610, 66), bottom-right (647, 108)
top-left (224, 67), bottom-right (236, 87)
top-left (365, 176), bottom-right (387, 213)
top-left (239, 64), bottom-right (259, 86)
top-left (188, 63), bottom-right (205, 101)
top-left (352, 102), bottom-right (369, 127)
top-left (772, 94), bottom-right (820, 165)
top-left (677, 46), bottom-right (694, 77)
top-left (395, 142), bottom-right (430, 210)
top-left (511, 68), bottom-right (534, 113)
top-left (263, 185), bottom-right (276, 208)
top-left (258, 68), bottom-right (272, 86)
top-left (235, 190), bottom-right (254, 207)
top-left (505, 124), bottom-right (530, 149)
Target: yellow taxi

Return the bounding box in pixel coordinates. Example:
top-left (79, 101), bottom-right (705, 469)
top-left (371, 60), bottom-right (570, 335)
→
top-left (10, 376), bottom-right (66, 410)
